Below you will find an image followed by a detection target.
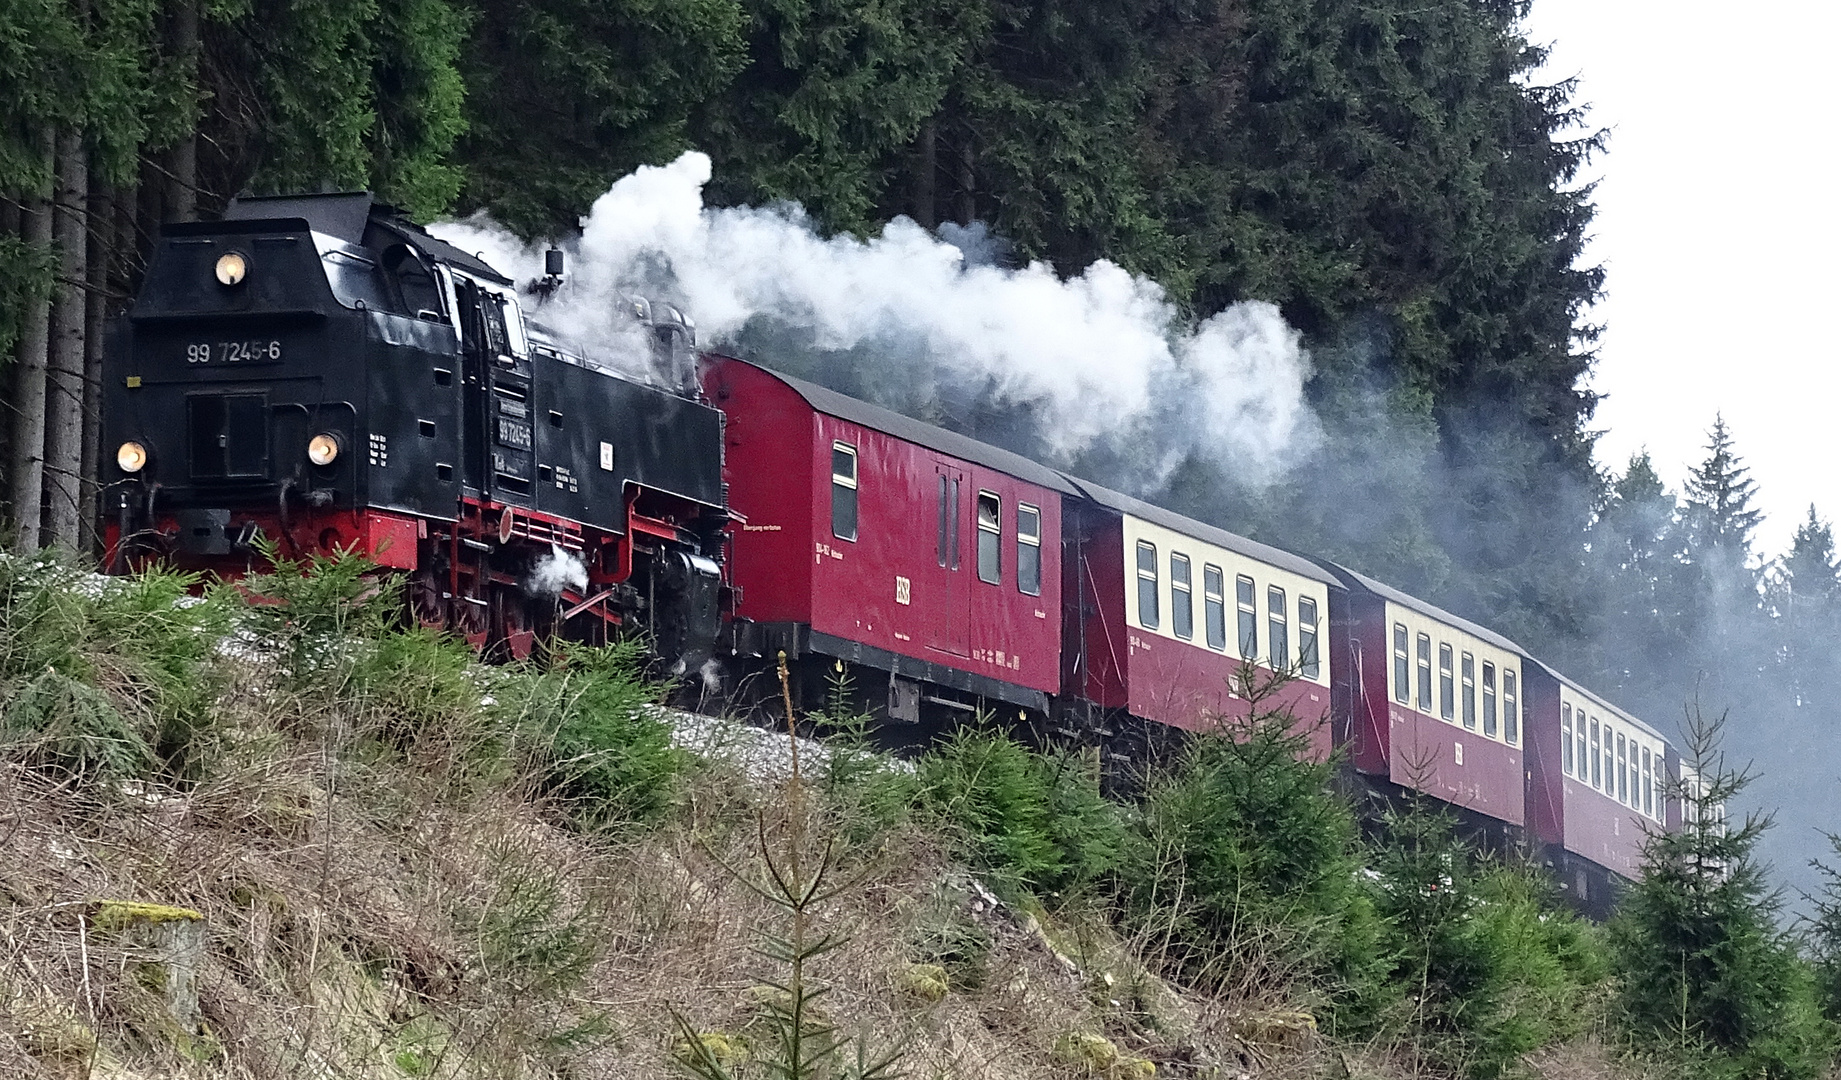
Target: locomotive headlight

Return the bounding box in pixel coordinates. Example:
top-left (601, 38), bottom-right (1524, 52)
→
top-left (116, 441), bottom-right (149, 474)
top-left (214, 251), bottom-right (248, 287)
top-left (307, 432), bottom-right (342, 466)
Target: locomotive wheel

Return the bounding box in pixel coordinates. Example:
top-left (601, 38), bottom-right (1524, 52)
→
top-left (489, 584), bottom-right (536, 661)
top-left (409, 568), bottom-right (448, 630)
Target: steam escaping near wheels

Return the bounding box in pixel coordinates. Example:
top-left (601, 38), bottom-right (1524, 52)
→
top-left (526, 545), bottom-right (588, 598)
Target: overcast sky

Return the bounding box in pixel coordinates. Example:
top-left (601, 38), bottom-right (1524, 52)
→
top-left (1521, 0), bottom-right (1841, 559)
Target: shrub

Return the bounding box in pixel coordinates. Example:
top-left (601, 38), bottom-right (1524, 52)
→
top-left (493, 640), bottom-right (683, 830)
top-left (806, 665), bottom-right (918, 843)
top-left (1122, 708), bottom-right (1384, 1025)
top-left (232, 542), bottom-right (395, 693)
top-left (1607, 707), bottom-right (1838, 1080)
top-left (352, 625), bottom-right (485, 741)
top-left (0, 555), bottom-right (229, 781)
top-left (1811, 836), bottom-right (1841, 1024)
top-left (913, 724), bottom-right (1126, 898)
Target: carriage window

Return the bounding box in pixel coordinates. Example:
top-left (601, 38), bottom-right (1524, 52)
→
top-left (1237, 576), bottom-right (1258, 659)
top-left (1575, 710), bottom-right (1587, 778)
top-left (831, 443), bottom-right (858, 541)
top-left (1298, 596), bottom-right (1320, 678)
top-left (1416, 634), bottom-right (1433, 712)
top-left (1504, 670), bottom-right (1519, 744)
top-left (976, 491), bottom-right (1001, 584)
top-left (1393, 624), bottom-right (1410, 703)
top-left (936, 476), bottom-right (948, 566)
top-left (1589, 719), bottom-right (1602, 790)
top-left (932, 475), bottom-right (959, 569)
top-left (1170, 554), bottom-right (1193, 640)
top-left (1482, 662), bottom-right (1498, 737)
top-left (1204, 565), bottom-right (1226, 650)
top-left (1642, 746), bottom-right (1654, 816)
top-left (1562, 706), bottom-right (1575, 776)
top-left (1616, 734), bottom-right (1629, 804)
top-left (1439, 644), bottom-right (1455, 721)
top-left (1656, 750), bottom-right (1671, 820)
top-left (1461, 653), bottom-right (1477, 730)
top-left (1017, 504), bottom-right (1041, 596)
top-left (1136, 541), bottom-right (1159, 629)
top-left (1267, 587), bottom-right (1288, 670)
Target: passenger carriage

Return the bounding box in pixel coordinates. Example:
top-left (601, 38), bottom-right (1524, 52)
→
top-left (1320, 563), bottom-right (1528, 842)
top-left (705, 356), bottom-right (1072, 723)
top-left (1523, 662), bottom-right (1676, 911)
top-left (1060, 480), bottom-right (1337, 759)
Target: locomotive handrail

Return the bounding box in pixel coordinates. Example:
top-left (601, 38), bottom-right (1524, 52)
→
top-left (129, 308), bottom-right (328, 324)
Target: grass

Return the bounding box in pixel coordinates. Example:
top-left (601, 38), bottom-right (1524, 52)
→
top-left (0, 557), bottom-right (1777, 1080)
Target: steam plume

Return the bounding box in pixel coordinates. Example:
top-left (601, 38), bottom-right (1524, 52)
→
top-left (526, 545), bottom-right (588, 598)
top-left (433, 151), bottom-right (1318, 487)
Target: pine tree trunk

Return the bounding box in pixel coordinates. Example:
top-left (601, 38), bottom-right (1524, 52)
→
top-left (137, 153), bottom-right (165, 256)
top-left (81, 180), bottom-right (114, 554)
top-left (45, 129), bottom-right (88, 550)
top-left (955, 135), bottom-right (975, 225)
top-left (10, 130), bottom-right (56, 552)
top-left (117, 172), bottom-right (143, 288)
top-left (913, 118), bottom-right (936, 229)
top-left (0, 193), bottom-right (19, 484)
top-left (166, 0), bottom-right (200, 221)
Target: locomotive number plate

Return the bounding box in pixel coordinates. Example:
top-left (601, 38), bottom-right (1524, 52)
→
top-left (186, 340), bottom-right (282, 365)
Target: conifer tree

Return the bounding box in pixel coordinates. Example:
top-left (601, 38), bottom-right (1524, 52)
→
top-left (1767, 506), bottom-right (1841, 712)
top-left (1608, 707), bottom-right (1836, 1078)
top-left (1810, 836), bottom-right (1841, 1024)
top-left (1671, 416), bottom-right (1771, 710)
top-left (1683, 415), bottom-right (1765, 584)
top-left (1587, 453), bottom-right (1694, 714)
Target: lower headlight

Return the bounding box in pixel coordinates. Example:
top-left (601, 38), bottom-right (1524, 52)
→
top-left (116, 441), bottom-right (148, 474)
top-left (307, 433), bottom-right (342, 467)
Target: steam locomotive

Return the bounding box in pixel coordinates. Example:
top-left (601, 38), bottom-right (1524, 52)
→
top-left (103, 193), bottom-right (727, 664)
top-left (101, 193), bottom-right (1678, 913)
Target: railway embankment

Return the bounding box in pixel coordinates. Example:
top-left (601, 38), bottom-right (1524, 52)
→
top-left (0, 553), bottom-right (1832, 1079)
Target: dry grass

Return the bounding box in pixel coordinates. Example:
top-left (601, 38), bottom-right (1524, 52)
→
top-left (0, 659), bottom-right (1662, 1080)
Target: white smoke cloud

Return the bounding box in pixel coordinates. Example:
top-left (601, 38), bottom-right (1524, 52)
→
top-left (434, 150), bottom-right (1318, 484)
top-left (526, 545), bottom-right (588, 598)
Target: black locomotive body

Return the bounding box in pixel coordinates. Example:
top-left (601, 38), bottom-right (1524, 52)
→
top-left (102, 193), bottom-right (729, 661)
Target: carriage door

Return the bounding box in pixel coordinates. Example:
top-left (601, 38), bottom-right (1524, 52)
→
top-left (457, 278), bottom-right (533, 504)
top-left (927, 462), bottom-right (969, 657)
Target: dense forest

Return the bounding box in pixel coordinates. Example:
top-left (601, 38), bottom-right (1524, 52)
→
top-left (6, 0), bottom-right (1836, 782)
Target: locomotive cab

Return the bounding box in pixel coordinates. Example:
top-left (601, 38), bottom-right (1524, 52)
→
top-left (103, 193), bottom-right (730, 665)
